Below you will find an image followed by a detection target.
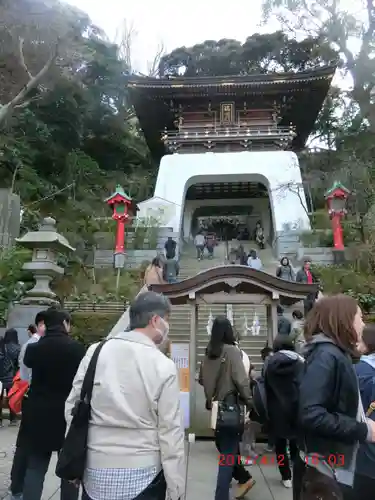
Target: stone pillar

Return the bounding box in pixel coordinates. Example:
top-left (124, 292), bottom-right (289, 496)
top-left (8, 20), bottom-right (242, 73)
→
top-left (0, 189), bottom-right (21, 248)
top-left (7, 217), bottom-right (75, 344)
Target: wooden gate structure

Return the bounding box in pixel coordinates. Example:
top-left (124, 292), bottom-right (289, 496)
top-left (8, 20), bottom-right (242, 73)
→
top-left (150, 265), bottom-right (318, 436)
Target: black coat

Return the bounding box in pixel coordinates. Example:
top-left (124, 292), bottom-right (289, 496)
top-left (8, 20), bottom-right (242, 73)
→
top-left (0, 342), bottom-right (20, 389)
top-left (265, 350), bottom-right (304, 439)
top-left (298, 335), bottom-right (368, 462)
top-left (20, 327), bottom-right (85, 452)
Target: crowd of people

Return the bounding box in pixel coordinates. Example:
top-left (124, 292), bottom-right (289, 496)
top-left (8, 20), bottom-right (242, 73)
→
top-left (0, 294), bottom-right (185, 500)
top-left (142, 237), bottom-right (180, 285)
top-left (1, 260), bottom-right (374, 500)
top-left (199, 294), bottom-right (375, 500)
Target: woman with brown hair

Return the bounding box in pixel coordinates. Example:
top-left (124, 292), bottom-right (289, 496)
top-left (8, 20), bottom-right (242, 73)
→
top-left (143, 256), bottom-right (165, 286)
top-left (293, 295), bottom-right (375, 500)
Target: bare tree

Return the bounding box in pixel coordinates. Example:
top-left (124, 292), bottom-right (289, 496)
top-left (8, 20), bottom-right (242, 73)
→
top-left (273, 181), bottom-right (311, 218)
top-left (115, 18), bottom-right (165, 77)
top-left (0, 0), bottom-right (92, 127)
top-left (0, 35), bottom-right (60, 126)
top-left (262, 0), bottom-right (375, 131)
top-left (146, 41), bottom-right (166, 77)
top-left (116, 19), bottom-right (137, 73)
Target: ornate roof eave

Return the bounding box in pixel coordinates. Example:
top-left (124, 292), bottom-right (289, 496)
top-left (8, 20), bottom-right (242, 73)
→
top-left (127, 65), bottom-right (336, 91)
top-left (324, 181), bottom-right (351, 198)
top-left (149, 265), bottom-right (318, 305)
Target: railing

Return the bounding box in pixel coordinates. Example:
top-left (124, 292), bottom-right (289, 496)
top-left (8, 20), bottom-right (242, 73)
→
top-left (161, 125), bottom-right (296, 150)
top-left (64, 301), bottom-right (126, 313)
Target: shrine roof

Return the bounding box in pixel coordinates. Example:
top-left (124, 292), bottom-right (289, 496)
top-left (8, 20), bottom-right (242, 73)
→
top-left (128, 65), bottom-right (335, 93)
top-left (105, 184), bottom-right (132, 203)
top-left (127, 65), bottom-right (336, 159)
top-left (149, 265), bottom-right (318, 305)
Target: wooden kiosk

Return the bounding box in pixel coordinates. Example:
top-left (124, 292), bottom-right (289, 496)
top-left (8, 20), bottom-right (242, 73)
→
top-left (151, 265), bottom-right (318, 436)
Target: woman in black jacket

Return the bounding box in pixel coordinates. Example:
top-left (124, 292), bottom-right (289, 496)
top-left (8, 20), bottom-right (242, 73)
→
top-left (20, 307), bottom-right (85, 500)
top-left (0, 328), bottom-right (20, 426)
top-left (200, 317), bottom-right (255, 500)
top-left (294, 295), bottom-right (375, 500)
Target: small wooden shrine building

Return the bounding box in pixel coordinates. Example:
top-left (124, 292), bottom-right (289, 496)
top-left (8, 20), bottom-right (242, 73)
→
top-left (150, 265), bottom-right (317, 435)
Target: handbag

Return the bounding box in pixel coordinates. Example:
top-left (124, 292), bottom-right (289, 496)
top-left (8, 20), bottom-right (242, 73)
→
top-left (7, 370), bottom-right (29, 414)
top-left (210, 354), bottom-right (245, 433)
top-left (55, 339), bottom-right (107, 481)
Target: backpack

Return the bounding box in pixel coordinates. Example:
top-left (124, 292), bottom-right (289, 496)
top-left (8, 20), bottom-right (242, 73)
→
top-left (251, 373), bottom-right (269, 424)
top-left (7, 371), bottom-right (29, 414)
top-left (0, 346), bottom-right (14, 381)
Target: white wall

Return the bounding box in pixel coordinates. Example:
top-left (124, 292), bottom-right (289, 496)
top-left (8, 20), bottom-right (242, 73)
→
top-left (153, 151), bottom-right (310, 237)
top-left (136, 196), bottom-right (179, 227)
top-left (183, 198), bottom-right (271, 239)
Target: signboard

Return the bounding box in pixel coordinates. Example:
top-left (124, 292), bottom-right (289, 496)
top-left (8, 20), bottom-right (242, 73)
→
top-left (171, 343), bottom-right (190, 428)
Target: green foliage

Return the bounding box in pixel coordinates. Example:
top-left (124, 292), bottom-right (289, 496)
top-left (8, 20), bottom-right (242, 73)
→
top-left (314, 264), bottom-right (375, 313)
top-left (0, 16), bottom-right (153, 241)
top-left (0, 247), bottom-right (32, 324)
top-left (159, 31), bottom-right (337, 77)
top-left (71, 312), bottom-right (120, 347)
top-left (261, 0), bottom-right (375, 132)
top-left (310, 210), bottom-right (331, 230)
top-left (300, 230), bottom-right (333, 248)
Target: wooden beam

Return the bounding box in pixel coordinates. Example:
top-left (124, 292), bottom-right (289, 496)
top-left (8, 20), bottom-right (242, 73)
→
top-left (189, 300), bottom-right (198, 431)
top-left (271, 300), bottom-right (278, 341)
top-left (197, 293), bottom-right (270, 304)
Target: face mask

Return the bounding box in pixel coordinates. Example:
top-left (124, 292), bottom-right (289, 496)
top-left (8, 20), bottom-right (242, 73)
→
top-left (155, 317), bottom-right (170, 344)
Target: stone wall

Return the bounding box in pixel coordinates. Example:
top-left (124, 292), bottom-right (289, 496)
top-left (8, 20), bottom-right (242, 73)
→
top-left (93, 228), bottom-right (180, 268)
top-left (94, 250), bottom-right (157, 268)
top-left (296, 247), bottom-right (335, 265)
top-left (275, 230), bottom-right (303, 260)
top-left (276, 231), bottom-right (346, 266)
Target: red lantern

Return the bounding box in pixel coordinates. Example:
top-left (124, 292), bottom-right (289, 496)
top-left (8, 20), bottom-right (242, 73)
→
top-left (324, 182), bottom-right (350, 252)
top-left (105, 185), bottom-right (133, 254)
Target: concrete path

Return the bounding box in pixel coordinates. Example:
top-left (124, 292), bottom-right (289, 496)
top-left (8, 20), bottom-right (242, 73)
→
top-left (1, 423), bottom-right (290, 499)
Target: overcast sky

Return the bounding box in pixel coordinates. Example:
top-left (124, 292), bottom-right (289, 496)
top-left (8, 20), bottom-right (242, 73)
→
top-left (66, 0), bottom-right (280, 73)
top-left (66, 0), bottom-right (362, 87)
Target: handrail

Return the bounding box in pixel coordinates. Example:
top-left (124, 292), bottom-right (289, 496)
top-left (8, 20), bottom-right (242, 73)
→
top-left (162, 125), bottom-right (295, 141)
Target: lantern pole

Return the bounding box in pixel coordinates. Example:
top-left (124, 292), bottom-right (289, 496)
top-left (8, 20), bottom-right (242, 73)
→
top-left (324, 182), bottom-right (350, 265)
top-left (105, 185), bottom-right (133, 297)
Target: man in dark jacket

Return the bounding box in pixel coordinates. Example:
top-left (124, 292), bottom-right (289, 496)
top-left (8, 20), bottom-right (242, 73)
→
top-left (296, 259), bottom-right (319, 315)
top-left (163, 257), bottom-right (179, 284)
top-left (164, 236), bottom-right (177, 259)
top-left (353, 325), bottom-right (375, 497)
top-left (277, 305), bottom-right (292, 335)
top-left (20, 307), bottom-right (85, 500)
top-left (264, 335), bottom-right (304, 489)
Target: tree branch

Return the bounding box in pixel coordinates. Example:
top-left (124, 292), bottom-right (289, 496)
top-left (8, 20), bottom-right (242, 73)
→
top-left (147, 41), bottom-right (165, 77)
top-left (273, 181), bottom-right (310, 218)
top-left (0, 40), bottom-right (60, 127)
top-left (18, 38), bottom-right (33, 79)
top-left (361, 0), bottom-right (375, 56)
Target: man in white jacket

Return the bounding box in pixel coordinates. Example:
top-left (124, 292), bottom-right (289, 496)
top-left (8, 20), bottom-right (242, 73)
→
top-left (65, 292), bottom-right (186, 500)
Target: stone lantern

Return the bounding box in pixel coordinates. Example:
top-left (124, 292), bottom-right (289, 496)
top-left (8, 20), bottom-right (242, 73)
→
top-left (15, 217), bottom-right (75, 305)
top-left (7, 217), bottom-right (75, 344)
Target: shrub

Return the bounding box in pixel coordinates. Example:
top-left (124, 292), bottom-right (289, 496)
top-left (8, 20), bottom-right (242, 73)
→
top-left (314, 264), bottom-right (375, 313)
top-left (71, 312), bottom-right (120, 347)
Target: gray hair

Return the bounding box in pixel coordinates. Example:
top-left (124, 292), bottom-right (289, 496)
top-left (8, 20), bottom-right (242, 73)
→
top-left (129, 291), bottom-right (171, 329)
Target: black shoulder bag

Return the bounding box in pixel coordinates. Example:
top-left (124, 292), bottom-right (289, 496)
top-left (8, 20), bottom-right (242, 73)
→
top-left (56, 339), bottom-right (107, 481)
top-left (211, 354), bottom-right (245, 434)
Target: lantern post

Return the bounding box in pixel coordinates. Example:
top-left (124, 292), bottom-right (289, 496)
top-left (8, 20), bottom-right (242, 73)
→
top-left (105, 185), bottom-right (133, 282)
top-left (324, 181), bottom-right (350, 264)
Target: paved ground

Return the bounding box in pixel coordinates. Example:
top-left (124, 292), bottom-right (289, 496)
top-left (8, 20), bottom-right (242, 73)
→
top-left (0, 423), bottom-right (291, 499)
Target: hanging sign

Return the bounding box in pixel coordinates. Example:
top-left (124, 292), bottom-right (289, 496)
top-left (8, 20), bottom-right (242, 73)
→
top-left (171, 343), bottom-right (190, 428)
